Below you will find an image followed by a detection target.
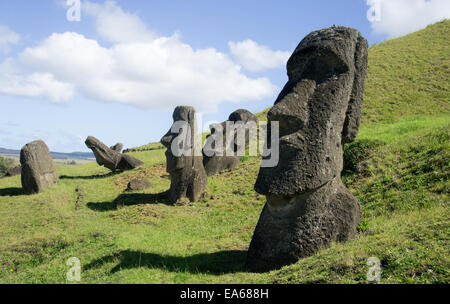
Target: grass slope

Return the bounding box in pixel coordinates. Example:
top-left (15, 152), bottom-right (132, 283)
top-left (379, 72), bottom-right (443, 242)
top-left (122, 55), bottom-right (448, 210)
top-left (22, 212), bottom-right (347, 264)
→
top-left (0, 21), bottom-right (448, 284)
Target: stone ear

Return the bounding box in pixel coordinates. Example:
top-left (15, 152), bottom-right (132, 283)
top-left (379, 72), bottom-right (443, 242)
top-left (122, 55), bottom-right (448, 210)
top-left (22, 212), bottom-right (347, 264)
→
top-left (342, 33), bottom-right (368, 144)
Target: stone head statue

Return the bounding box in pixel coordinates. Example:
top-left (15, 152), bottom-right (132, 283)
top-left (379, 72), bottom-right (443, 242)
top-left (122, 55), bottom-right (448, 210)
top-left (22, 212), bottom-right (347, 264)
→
top-left (255, 26), bottom-right (368, 196)
top-left (161, 106), bottom-right (207, 203)
top-left (203, 109), bottom-right (257, 176)
top-left (247, 26), bottom-right (368, 272)
top-left (161, 106), bottom-right (197, 173)
top-left (85, 136), bottom-right (143, 172)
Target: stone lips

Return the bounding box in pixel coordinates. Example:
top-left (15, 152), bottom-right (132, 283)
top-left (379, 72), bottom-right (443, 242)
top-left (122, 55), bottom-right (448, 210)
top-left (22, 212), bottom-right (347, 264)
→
top-left (246, 26), bottom-right (368, 272)
top-left (20, 140), bottom-right (59, 194)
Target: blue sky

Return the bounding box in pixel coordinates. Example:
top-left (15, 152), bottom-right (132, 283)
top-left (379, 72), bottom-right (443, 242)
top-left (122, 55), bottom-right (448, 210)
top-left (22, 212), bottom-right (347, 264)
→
top-left (0, 0), bottom-right (448, 152)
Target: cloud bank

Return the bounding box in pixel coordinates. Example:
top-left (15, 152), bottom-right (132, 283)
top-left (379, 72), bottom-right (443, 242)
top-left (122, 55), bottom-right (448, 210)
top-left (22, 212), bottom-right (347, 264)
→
top-left (367, 0), bottom-right (450, 38)
top-left (0, 1), bottom-right (290, 113)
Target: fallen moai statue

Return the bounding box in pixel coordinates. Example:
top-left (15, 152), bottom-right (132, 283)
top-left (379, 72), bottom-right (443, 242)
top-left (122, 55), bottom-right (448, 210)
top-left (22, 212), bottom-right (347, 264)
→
top-left (85, 136), bottom-right (143, 171)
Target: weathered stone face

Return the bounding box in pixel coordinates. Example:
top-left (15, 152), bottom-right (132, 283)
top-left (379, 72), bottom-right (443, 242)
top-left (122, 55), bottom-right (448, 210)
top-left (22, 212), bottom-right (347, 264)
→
top-left (85, 136), bottom-right (143, 171)
top-left (203, 109), bottom-right (257, 176)
top-left (255, 26), bottom-right (368, 196)
top-left (247, 26), bottom-right (368, 272)
top-left (20, 140), bottom-right (59, 194)
top-left (161, 106), bottom-right (207, 204)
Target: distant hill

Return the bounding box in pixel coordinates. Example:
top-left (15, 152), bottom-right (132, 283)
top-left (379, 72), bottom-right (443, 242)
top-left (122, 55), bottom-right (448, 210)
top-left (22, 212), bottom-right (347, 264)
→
top-left (0, 147), bottom-right (94, 160)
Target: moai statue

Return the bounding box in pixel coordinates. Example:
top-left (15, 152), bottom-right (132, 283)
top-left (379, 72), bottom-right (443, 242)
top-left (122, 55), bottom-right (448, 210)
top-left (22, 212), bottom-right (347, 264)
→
top-left (203, 109), bottom-right (257, 176)
top-left (161, 106), bottom-right (207, 204)
top-left (20, 140), bottom-right (59, 194)
top-left (246, 26), bottom-right (369, 272)
top-left (85, 136), bottom-right (143, 171)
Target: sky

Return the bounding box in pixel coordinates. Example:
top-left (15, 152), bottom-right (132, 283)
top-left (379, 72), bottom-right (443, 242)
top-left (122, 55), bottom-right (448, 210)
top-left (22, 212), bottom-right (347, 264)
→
top-left (0, 0), bottom-right (448, 152)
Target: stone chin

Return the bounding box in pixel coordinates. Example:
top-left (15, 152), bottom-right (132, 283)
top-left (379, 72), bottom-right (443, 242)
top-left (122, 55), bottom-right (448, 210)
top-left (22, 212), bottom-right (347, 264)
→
top-left (165, 150), bottom-right (186, 173)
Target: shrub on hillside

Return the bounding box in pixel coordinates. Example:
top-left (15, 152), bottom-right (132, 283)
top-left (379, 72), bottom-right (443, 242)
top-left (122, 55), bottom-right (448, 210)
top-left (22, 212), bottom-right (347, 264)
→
top-left (343, 139), bottom-right (383, 175)
top-left (0, 156), bottom-right (14, 176)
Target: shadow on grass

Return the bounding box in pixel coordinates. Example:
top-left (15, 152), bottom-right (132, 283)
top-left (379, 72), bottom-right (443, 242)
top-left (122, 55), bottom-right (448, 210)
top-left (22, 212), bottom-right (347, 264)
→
top-left (0, 187), bottom-right (25, 197)
top-left (86, 191), bottom-right (170, 211)
top-left (84, 249), bottom-right (247, 275)
top-left (60, 171), bottom-right (120, 180)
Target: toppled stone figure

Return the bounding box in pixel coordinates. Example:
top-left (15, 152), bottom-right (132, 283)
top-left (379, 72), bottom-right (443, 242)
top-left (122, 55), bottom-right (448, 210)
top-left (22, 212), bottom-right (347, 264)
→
top-left (246, 26), bottom-right (368, 272)
top-left (20, 140), bottom-right (59, 194)
top-left (203, 109), bottom-right (257, 176)
top-left (161, 106), bottom-right (207, 204)
top-left (85, 136), bottom-right (143, 171)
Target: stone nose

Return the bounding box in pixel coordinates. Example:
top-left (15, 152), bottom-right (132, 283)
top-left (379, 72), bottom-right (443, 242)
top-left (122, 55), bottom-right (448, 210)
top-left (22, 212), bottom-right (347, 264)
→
top-left (267, 78), bottom-right (316, 137)
top-left (160, 131), bottom-right (174, 148)
top-left (267, 83), bottom-right (314, 137)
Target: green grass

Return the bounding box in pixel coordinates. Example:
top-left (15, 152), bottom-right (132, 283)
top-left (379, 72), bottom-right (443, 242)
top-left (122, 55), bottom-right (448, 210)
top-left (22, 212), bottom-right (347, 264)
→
top-left (0, 156), bottom-right (15, 176)
top-left (362, 20), bottom-right (449, 125)
top-left (0, 21), bottom-right (449, 284)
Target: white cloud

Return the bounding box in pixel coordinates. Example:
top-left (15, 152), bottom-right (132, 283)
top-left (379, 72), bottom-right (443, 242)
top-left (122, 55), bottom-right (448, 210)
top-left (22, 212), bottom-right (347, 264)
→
top-left (0, 58), bottom-right (74, 103)
top-left (0, 1), bottom-right (278, 113)
top-left (82, 0), bottom-right (155, 43)
top-left (0, 25), bottom-right (20, 54)
top-left (367, 0), bottom-right (450, 39)
top-left (228, 39), bottom-right (290, 72)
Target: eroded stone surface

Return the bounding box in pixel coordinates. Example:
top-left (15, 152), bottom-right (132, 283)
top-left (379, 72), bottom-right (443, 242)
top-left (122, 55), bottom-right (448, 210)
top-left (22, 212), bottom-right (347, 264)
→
top-left (20, 140), bottom-right (59, 194)
top-left (127, 178), bottom-right (152, 191)
top-left (246, 26), bottom-right (368, 272)
top-left (110, 143), bottom-right (124, 153)
top-left (85, 136), bottom-right (142, 171)
top-left (161, 106), bottom-right (207, 204)
top-left (203, 109), bottom-right (257, 176)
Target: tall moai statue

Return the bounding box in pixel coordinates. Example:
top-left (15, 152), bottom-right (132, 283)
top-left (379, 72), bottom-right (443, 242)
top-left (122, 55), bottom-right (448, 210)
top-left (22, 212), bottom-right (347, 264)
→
top-left (246, 26), bottom-right (369, 272)
top-left (203, 109), bottom-right (257, 176)
top-left (161, 106), bottom-right (207, 204)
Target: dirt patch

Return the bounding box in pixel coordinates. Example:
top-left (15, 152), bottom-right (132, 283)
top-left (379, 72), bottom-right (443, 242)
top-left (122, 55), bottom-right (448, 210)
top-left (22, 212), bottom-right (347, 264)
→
top-left (112, 164), bottom-right (166, 190)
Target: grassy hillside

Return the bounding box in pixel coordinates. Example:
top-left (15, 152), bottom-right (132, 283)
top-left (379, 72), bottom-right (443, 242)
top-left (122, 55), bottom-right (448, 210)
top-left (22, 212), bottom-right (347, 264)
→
top-left (0, 22), bottom-right (448, 284)
top-left (363, 20), bottom-right (449, 125)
